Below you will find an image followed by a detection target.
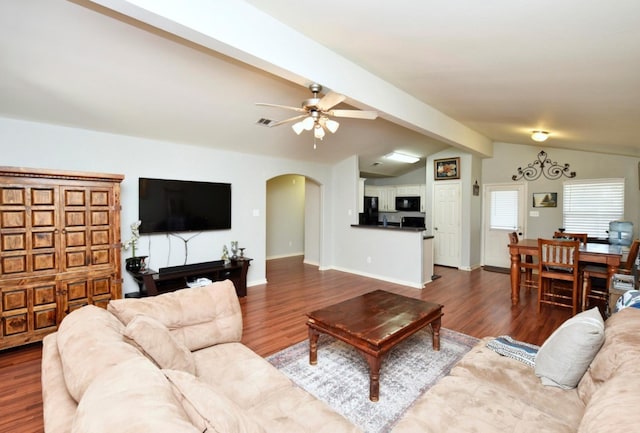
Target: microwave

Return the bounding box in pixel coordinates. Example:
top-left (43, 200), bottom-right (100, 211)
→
top-left (395, 196), bottom-right (420, 211)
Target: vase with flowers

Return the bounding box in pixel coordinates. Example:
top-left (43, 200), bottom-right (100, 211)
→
top-left (122, 220), bottom-right (146, 272)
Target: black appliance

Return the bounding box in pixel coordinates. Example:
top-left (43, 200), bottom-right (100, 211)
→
top-left (138, 177), bottom-right (231, 234)
top-left (395, 196), bottom-right (420, 212)
top-left (401, 216), bottom-right (425, 228)
top-left (359, 196), bottom-right (379, 225)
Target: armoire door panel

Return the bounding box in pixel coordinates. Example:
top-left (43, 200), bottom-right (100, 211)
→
top-left (2, 233), bottom-right (25, 251)
top-left (1, 211), bottom-right (25, 228)
top-left (2, 289), bottom-right (27, 311)
top-left (1, 255), bottom-right (27, 274)
top-left (63, 189), bottom-right (86, 206)
top-left (33, 284), bottom-right (56, 305)
top-left (91, 249), bottom-right (110, 265)
top-left (32, 231), bottom-right (55, 249)
top-left (65, 280), bottom-right (89, 301)
top-left (31, 188), bottom-right (55, 205)
top-left (64, 211), bottom-right (85, 226)
top-left (33, 253), bottom-right (56, 271)
top-left (91, 210), bottom-right (109, 226)
top-left (65, 251), bottom-right (87, 268)
top-left (32, 210), bottom-right (55, 227)
top-left (90, 229), bottom-right (109, 245)
top-left (2, 313), bottom-right (28, 336)
top-left (89, 190), bottom-right (109, 206)
top-left (93, 276), bottom-right (111, 296)
top-left (1, 187), bottom-right (26, 205)
top-left (34, 308), bottom-right (57, 330)
top-left (65, 231), bottom-right (86, 247)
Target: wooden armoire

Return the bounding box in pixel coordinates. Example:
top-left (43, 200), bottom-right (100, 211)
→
top-left (0, 167), bottom-right (124, 350)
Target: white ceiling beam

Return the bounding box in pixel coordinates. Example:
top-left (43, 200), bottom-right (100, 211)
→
top-left (89, 0), bottom-right (493, 157)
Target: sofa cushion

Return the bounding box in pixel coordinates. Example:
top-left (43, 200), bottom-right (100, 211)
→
top-left (124, 314), bottom-right (196, 375)
top-left (391, 374), bottom-right (579, 433)
top-left (578, 372), bottom-right (640, 433)
top-left (41, 334), bottom-right (78, 433)
top-left (71, 357), bottom-right (199, 433)
top-left (191, 344), bottom-right (360, 433)
top-left (192, 342), bottom-right (293, 409)
top-left (535, 307), bottom-right (605, 389)
top-left (578, 307), bottom-right (640, 403)
top-left (163, 369), bottom-right (266, 433)
top-left (56, 305), bottom-right (143, 402)
top-left (109, 280), bottom-right (242, 351)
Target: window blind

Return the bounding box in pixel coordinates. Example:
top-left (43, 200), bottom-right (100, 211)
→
top-left (490, 190), bottom-right (518, 230)
top-left (563, 178), bottom-right (624, 238)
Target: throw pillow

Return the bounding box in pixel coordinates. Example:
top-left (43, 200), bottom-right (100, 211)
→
top-left (124, 315), bottom-right (196, 375)
top-left (535, 307), bottom-right (605, 389)
top-left (163, 369), bottom-right (266, 433)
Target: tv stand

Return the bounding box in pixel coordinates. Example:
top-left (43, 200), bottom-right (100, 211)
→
top-left (126, 258), bottom-right (252, 298)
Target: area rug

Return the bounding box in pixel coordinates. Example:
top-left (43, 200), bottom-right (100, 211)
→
top-left (267, 328), bottom-right (479, 433)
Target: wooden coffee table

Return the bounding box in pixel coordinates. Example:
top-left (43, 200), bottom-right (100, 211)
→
top-left (306, 290), bottom-right (443, 402)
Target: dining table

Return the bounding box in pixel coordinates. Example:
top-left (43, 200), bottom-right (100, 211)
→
top-left (508, 239), bottom-right (623, 305)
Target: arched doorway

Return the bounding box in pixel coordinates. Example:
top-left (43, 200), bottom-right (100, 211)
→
top-left (266, 174), bottom-right (321, 266)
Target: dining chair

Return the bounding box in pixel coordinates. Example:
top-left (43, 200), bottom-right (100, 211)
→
top-left (538, 238), bottom-right (582, 316)
top-left (553, 231), bottom-right (588, 245)
top-left (508, 232), bottom-right (537, 290)
top-left (582, 239), bottom-right (640, 312)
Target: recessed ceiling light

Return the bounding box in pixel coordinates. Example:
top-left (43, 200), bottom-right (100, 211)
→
top-left (384, 152), bottom-right (420, 164)
top-left (531, 130), bottom-right (550, 142)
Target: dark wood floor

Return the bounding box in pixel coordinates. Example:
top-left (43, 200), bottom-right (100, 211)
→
top-left (0, 257), bottom-right (572, 433)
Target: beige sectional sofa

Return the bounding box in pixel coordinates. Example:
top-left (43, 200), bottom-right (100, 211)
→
top-left (41, 280), bottom-right (360, 433)
top-left (42, 279), bottom-right (640, 433)
top-left (392, 306), bottom-right (640, 433)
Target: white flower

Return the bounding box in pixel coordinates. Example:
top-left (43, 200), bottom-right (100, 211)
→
top-left (123, 220), bottom-right (142, 256)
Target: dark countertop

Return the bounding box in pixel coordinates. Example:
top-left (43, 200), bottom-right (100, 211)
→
top-left (350, 224), bottom-right (426, 233)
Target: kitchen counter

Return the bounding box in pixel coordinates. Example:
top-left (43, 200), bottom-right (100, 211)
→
top-left (350, 224), bottom-right (426, 232)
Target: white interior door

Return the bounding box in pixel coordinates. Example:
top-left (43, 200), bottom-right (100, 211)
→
top-left (483, 183), bottom-right (527, 268)
top-left (433, 181), bottom-right (461, 267)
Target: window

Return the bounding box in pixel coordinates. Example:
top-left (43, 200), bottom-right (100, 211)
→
top-left (490, 190), bottom-right (518, 230)
top-left (563, 178), bottom-right (624, 238)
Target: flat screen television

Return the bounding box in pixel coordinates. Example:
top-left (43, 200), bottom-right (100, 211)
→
top-left (138, 177), bottom-right (231, 234)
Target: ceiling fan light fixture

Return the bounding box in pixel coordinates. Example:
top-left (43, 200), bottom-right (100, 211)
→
top-left (531, 130), bottom-right (550, 142)
top-left (325, 118), bottom-right (339, 133)
top-left (314, 124), bottom-right (325, 140)
top-left (302, 116), bottom-right (315, 131)
top-left (385, 152), bottom-right (420, 164)
top-left (292, 121), bottom-right (305, 135)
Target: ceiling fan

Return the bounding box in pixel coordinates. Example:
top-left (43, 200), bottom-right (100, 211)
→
top-left (256, 83), bottom-right (378, 142)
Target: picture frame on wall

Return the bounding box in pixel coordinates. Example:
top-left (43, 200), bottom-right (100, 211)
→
top-left (434, 157), bottom-right (460, 180)
top-left (533, 192), bottom-right (557, 208)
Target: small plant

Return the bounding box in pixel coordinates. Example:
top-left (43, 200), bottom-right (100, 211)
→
top-left (122, 220), bottom-right (141, 257)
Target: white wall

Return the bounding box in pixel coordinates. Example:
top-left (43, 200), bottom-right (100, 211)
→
top-left (266, 174), bottom-right (305, 259)
top-left (304, 179), bottom-right (321, 266)
top-left (0, 117), bottom-right (335, 294)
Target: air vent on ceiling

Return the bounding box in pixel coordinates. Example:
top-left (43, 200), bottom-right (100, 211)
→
top-left (256, 118), bottom-right (274, 127)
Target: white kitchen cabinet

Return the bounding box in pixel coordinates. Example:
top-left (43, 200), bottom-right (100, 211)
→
top-left (396, 184), bottom-right (421, 196)
top-left (364, 185), bottom-right (396, 211)
top-left (380, 187), bottom-right (396, 212)
top-left (419, 184), bottom-right (427, 212)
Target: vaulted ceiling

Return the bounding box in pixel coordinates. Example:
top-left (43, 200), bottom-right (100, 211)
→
top-left (1, 1), bottom-right (639, 177)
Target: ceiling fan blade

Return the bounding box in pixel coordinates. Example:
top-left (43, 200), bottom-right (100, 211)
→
top-left (317, 91), bottom-right (346, 111)
top-left (256, 102), bottom-right (307, 113)
top-left (267, 114), bottom-right (308, 127)
top-left (329, 109), bottom-right (378, 120)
